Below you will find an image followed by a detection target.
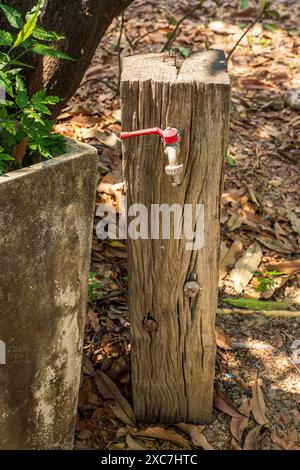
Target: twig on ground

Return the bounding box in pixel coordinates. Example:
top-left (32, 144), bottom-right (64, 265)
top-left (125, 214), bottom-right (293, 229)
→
top-left (227, 4), bottom-right (268, 61)
top-left (161, 1), bottom-right (204, 52)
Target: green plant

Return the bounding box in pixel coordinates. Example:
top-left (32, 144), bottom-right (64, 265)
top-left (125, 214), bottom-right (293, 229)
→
top-left (255, 270), bottom-right (283, 293)
top-left (0, 0), bottom-right (74, 175)
top-left (88, 272), bottom-right (102, 302)
top-left (223, 297), bottom-right (292, 311)
top-left (226, 151), bottom-right (236, 167)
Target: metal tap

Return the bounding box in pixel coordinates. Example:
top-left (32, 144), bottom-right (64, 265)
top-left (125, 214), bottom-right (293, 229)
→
top-left (120, 126), bottom-right (183, 186)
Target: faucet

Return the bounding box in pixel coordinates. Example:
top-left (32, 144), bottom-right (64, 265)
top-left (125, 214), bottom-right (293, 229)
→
top-left (120, 127), bottom-right (183, 186)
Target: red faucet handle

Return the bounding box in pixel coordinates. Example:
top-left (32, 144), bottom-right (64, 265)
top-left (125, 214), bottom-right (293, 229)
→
top-left (120, 127), bottom-right (179, 145)
top-left (162, 128), bottom-right (179, 145)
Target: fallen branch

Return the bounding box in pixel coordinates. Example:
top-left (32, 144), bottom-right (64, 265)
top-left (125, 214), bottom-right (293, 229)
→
top-left (161, 1), bottom-right (205, 52)
top-left (227, 4), bottom-right (268, 61)
top-left (217, 308), bottom-right (300, 318)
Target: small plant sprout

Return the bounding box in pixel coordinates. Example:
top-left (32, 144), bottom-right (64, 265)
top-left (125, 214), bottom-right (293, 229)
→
top-left (88, 272), bottom-right (102, 302)
top-left (255, 270), bottom-right (283, 293)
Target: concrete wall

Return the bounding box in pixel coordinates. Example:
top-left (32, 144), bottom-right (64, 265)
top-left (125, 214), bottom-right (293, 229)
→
top-left (0, 141), bottom-right (98, 449)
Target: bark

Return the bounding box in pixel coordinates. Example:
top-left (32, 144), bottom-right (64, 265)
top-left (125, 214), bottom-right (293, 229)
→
top-left (2, 0), bottom-right (133, 117)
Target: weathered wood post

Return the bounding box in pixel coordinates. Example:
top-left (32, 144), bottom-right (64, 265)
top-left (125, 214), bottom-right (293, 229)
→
top-left (121, 50), bottom-right (230, 423)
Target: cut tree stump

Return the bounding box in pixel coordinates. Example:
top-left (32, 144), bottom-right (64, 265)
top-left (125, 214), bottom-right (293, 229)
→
top-left (121, 50), bottom-right (230, 423)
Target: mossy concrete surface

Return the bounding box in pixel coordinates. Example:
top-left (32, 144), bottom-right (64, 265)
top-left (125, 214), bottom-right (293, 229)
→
top-left (0, 141), bottom-right (98, 449)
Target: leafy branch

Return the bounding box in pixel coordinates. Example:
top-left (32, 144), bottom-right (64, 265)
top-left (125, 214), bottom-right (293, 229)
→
top-left (0, 0), bottom-right (73, 174)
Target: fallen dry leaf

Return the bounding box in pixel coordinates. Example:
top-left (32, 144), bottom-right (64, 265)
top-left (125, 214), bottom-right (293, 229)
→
top-left (220, 240), bottom-right (229, 263)
top-left (239, 77), bottom-right (275, 90)
top-left (70, 114), bottom-right (98, 127)
top-left (219, 239), bottom-right (243, 280)
top-left (286, 210), bottom-right (300, 239)
top-left (209, 20), bottom-right (241, 34)
top-left (175, 423), bottom-right (214, 450)
top-left (126, 433), bottom-right (147, 450)
top-left (243, 425), bottom-right (262, 450)
top-left (271, 433), bottom-right (300, 450)
top-left (82, 354), bottom-right (95, 377)
top-left (230, 399), bottom-right (251, 442)
top-left (227, 212), bottom-right (243, 231)
top-left (215, 325), bottom-right (233, 350)
top-left (132, 427), bottom-right (191, 450)
top-left (230, 242), bottom-right (262, 294)
top-left (250, 378), bottom-right (269, 426)
top-left (13, 137), bottom-right (28, 164)
top-left (77, 429), bottom-right (92, 440)
top-left (87, 309), bottom-right (100, 333)
top-left (257, 236), bottom-right (294, 254)
top-left (94, 370), bottom-right (135, 426)
top-left (231, 437), bottom-right (242, 450)
top-left (214, 390), bottom-right (244, 418)
top-left (266, 260), bottom-right (300, 274)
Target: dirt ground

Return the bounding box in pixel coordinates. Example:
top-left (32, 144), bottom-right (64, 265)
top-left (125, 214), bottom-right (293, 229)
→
top-left (55, 0), bottom-right (300, 450)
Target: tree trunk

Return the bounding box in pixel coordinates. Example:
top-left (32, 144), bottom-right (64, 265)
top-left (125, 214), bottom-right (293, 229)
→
top-left (3, 0), bottom-right (133, 117)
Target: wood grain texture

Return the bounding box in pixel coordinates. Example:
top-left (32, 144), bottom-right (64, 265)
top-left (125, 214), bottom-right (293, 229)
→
top-left (121, 50), bottom-right (230, 423)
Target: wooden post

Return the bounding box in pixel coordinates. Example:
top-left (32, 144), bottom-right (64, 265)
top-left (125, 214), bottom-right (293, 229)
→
top-left (121, 50), bottom-right (230, 423)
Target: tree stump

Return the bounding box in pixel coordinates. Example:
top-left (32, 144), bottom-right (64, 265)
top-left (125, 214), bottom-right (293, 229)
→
top-left (121, 50), bottom-right (230, 423)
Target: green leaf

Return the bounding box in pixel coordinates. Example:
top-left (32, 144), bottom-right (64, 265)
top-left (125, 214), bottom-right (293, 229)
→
top-left (0, 74), bottom-right (13, 97)
top-left (32, 89), bottom-right (46, 102)
top-left (264, 23), bottom-right (280, 32)
top-left (10, 59), bottom-right (35, 69)
top-left (0, 152), bottom-right (14, 161)
top-left (32, 44), bottom-right (75, 61)
top-left (240, 0), bottom-right (249, 9)
top-left (176, 46), bottom-right (190, 58)
top-left (0, 4), bottom-right (23, 29)
top-left (13, 0), bottom-right (43, 48)
top-left (0, 99), bottom-right (14, 107)
top-left (15, 90), bottom-right (29, 108)
top-left (33, 103), bottom-right (51, 115)
top-left (15, 75), bottom-right (26, 92)
top-left (0, 30), bottom-right (13, 46)
top-left (33, 27), bottom-right (64, 42)
top-left (41, 95), bottom-right (60, 105)
top-left (2, 119), bottom-right (17, 135)
top-left (169, 16), bottom-right (178, 26)
top-left (227, 152), bottom-right (236, 167)
top-left (23, 108), bottom-right (45, 124)
top-left (0, 51), bottom-right (10, 70)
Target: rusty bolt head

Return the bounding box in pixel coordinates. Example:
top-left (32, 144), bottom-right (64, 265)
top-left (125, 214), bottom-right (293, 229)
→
top-left (142, 317), bottom-right (159, 333)
top-left (184, 280), bottom-right (201, 298)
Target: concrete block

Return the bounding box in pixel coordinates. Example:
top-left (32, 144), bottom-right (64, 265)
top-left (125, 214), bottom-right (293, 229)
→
top-left (0, 141), bottom-right (98, 449)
